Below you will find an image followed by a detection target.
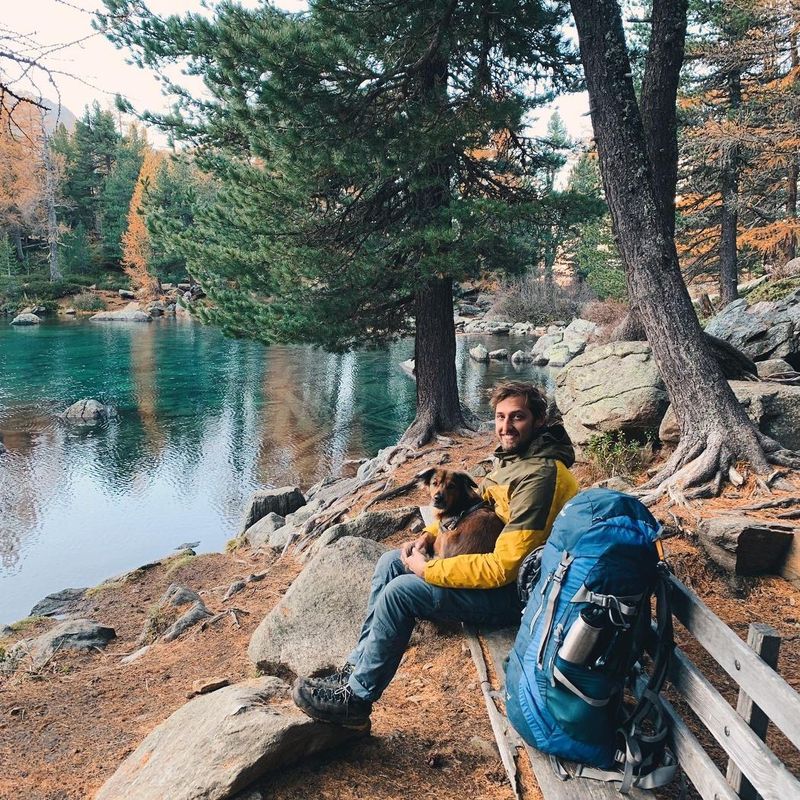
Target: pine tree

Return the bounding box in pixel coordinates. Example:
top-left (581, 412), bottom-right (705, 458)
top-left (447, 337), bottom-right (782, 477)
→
top-left (569, 0), bottom-right (800, 502)
top-left (102, 0), bottom-right (577, 444)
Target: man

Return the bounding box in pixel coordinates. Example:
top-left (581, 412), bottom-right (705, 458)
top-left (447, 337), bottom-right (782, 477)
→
top-left (292, 380), bottom-right (579, 729)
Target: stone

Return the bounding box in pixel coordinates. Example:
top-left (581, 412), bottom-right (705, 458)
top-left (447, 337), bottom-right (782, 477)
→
top-left (469, 344), bottom-right (489, 362)
top-left (91, 302), bottom-right (152, 323)
top-left (13, 619), bottom-right (115, 668)
top-left (488, 348), bottom-right (508, 360)
top-left (543, 343), bottom-right (572, 368)
top-left (243, 512), bottom-right (286, 550)
top-left (555, 341), bottom-right (668, 447)
top-left (458, 303), bottom-right (483, 316)
top-left (0, 442), bottom-right (6, 455)
top-left (162, 601), bottom-right (212, 642)
top-left (659, 380), bottom-right (800, 450)
top-left (10, 312), bottom-right (41, 326)
top-left (704, 290), bottom-right (800, 366)
top-left (592, 476), bottom-right (635, 493)
top-left (241, 487), bottom-right (306, 533)
top-left (530, 332), bottom-right (563, 364)
top-left (64, 307), bottom-right (76, 315)
top-left (563, 318), bottom-right (597, 339)
top-left (778, 257), bottom-right (800, 278)
top-left (312, 507), bottom-right (421, 553)
top-left (399, 358), bottom-right (415, 377)
top-left (160, 584), bottom-right (201, 607)
top-left (511, 322), bottom-right (535, 336)
top-left (95, 678), bottom-right (364, 800)
top-left (118, 289), bottom-right (136, 299)
top-left (510, 349), bottom-right (532, 364)
top-left (62, 398), bottom-right (113, 424)
top-left (756, 358), bottom-right (794, 379)
top-left (147, 301), bottom-right (165, 317)
top-left (223, 580), bottom-right (247, 601)
top-left (697, 516), bottom-right (795, 576)
top-left (30, 587), bottom-right (87, 617)
top-left (269, 525), bottom-right (296, 552)
top-left (248, 537), bottom-right (386, 676)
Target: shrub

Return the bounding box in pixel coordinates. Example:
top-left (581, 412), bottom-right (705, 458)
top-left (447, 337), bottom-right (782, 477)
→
top-left (580, 298), bottom-right (629, 326)
top-left (491, 273), bottom-right (595, 325)
top-left (71, 292), bottom-right (106, 312)
top-left (746, 276), bottom-right (800, 304)
top-left (584, 431), bottom-right (654, 480)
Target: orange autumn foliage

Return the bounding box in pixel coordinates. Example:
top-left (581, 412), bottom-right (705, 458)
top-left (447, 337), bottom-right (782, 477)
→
top-left (122, 147), bottom-right (163, 297)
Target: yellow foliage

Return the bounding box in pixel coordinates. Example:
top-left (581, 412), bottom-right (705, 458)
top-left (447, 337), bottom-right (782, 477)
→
top-left (122, 147), bottom-right (164, 298)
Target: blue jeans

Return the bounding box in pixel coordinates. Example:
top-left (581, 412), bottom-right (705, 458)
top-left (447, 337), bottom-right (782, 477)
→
top-left (346, 549), bottom-right (521, 702)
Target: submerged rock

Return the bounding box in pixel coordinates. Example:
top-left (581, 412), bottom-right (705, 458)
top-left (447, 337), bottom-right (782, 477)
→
top-left (62, 398), bottom-right (114, 424)
top-left (469, 344), bottom-right (489, 362)
top-left (91, 302), bottom-right (151, 322)
top-left (10, 312), bottom-right (40, 326)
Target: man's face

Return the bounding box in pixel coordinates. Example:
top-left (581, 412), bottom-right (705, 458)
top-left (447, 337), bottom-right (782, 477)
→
top-left (494, 395), bottom-right (540, 454)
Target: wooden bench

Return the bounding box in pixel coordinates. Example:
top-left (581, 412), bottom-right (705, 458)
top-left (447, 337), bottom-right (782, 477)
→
top-left (466, 575), bottom-right (800, 799)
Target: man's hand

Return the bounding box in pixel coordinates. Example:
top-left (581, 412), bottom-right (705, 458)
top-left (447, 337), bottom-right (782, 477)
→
top-left (400, 532), bottom-right (434, 560)
top-left (400, 545), bottom-right (428, 578)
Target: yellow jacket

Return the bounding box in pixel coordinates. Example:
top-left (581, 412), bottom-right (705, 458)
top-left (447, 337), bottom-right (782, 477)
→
top-left (423, 426), bottom-right (578, 589)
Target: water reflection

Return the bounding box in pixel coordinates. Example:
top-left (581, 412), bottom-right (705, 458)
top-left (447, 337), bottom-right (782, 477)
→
top-left (0, 320), bottom-right (549, 623)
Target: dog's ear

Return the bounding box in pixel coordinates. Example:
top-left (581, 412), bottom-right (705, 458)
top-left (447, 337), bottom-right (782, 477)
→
top-left (455, 472), bottom-right (479, 493)
top-left (416, 467), bottom-right (437, 486)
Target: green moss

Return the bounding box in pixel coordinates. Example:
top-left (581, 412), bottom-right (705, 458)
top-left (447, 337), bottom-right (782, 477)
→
top-left (164, 553), bottom-right (196, 576)
top-left (8, 615), bottom-right (48, 632)
top-left (747, 277), bottom-right (800, 304)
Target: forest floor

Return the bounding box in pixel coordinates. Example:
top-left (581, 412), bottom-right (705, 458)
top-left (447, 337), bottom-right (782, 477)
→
top-left (1, 432), bottom-right (798, 800)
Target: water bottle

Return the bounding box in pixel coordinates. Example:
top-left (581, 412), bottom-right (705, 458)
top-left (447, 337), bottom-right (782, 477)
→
top-left (558, 605), bottom-right (608, 665)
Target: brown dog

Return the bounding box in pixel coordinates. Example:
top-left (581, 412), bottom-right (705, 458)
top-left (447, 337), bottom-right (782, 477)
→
top-left (417, 468), bottom-right (504, 558)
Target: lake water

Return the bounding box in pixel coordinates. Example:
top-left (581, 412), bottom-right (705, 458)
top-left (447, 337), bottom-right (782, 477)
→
top-left (0, 317), bottom-right (550, 624)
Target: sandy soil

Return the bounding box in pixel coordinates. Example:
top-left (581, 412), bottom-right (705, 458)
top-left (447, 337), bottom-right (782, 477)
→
top-left (1, 432), bottom-right (798, 799)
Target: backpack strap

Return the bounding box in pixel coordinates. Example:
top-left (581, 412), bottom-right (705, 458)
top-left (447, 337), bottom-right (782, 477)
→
top-left (536, 552), bottom-right (574, 667)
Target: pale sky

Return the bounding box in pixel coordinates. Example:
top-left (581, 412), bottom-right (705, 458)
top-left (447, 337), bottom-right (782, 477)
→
top-left (4, 0), bottom-right (591, 141)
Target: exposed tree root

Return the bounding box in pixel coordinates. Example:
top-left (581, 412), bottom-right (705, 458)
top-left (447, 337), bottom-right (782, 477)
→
top-left (400, 418), bottom-right (473, 449)
top-left (638, 429), bottom-right (800, 507)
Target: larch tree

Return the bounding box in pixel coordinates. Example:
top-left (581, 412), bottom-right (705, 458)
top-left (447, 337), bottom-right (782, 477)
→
top-left (122, 145), bottom-right (162, 297)
top-left (100, 0), bottom-right (577, 445)
top-left (568, 0), bottom-right (800, 501)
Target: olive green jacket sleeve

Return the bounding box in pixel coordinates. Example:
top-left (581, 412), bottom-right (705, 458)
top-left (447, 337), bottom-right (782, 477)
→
top-left (422, 459), bottom-right (578, 589)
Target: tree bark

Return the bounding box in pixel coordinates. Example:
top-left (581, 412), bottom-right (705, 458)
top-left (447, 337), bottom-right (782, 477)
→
top-left (401, 47), bottom-right (466, 447)
top-left (787, 32), bottom-right (799, 263)
top-left (719, 69), bottom-right (741, 306)
top-left (403, 276), bottom-right (465, 447)
top-left (568, 0), bottom-right (799, 501)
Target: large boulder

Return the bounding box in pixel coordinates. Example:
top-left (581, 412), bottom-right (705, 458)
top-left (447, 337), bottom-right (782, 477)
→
top-left (94, 678), bottom-right (364, 800)
top-left (555, 341), bottom-right (668, 447)
top-left (313, 507), bottom-right (421, 552)
top-left (697, 516), bottom-right (794, 576)
top-left (62, 398), bottom-right (114, 424)
top-left (10, 312), bottom-right (41, 326)
top-left (659, 380), bottom-right (800, 450)
top-left (240, 487), bottom-right (305, 533)
top-left (704, 291), bottom-right (800, 366)
top-left (243, 512), bottom-right (286, 550)
top-left (248, 537), bottom-right (386, 676)
top-left (30, 587), bottom-right (87, 617)
top-left (12, 619), bottom-right (115, 668)
top-left (756, 358), bottom-right (794, 379)
top-left (531, 332), bottom-right (563, 365)
top-left (91, 302), bottom-right (152, 322)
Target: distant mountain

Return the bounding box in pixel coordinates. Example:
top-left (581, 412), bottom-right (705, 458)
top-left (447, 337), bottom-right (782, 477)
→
top-left (40, 97), bottom-right (77, 133)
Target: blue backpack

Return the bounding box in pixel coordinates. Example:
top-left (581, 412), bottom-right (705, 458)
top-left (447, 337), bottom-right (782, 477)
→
top-left (506, 488), bottom-right (676, 793)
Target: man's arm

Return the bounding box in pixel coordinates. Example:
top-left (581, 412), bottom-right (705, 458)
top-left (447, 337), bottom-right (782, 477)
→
top-left (423, 465), bottom-right (559, 589)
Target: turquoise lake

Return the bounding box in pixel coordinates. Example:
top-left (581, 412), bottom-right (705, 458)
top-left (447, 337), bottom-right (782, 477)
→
top-left (0, 317), bottom-right (549, 623)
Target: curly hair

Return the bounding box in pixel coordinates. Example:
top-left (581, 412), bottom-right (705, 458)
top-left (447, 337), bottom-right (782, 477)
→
top-left (488, 381), bottom-right (548, 422)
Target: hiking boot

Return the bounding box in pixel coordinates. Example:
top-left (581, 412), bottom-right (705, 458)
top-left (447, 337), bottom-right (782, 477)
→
top-left (292, 676), bottom-right (372, 730)
top-left (306, 662), bottom-right (355, 689)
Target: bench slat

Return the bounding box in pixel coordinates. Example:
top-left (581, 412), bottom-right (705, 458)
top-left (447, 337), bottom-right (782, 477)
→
top-left (669, 645), bottom-right (800, 800)
top-left (635, 673), bottom-right (738, 800)
top-left (480, 628), bottom-right (653, 799)
top-left (670, 575), bottom-right (800, 752)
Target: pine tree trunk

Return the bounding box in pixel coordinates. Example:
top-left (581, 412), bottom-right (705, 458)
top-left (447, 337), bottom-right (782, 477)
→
top-left (402, 277), bottom-right (465, 447)
top-left (568, 0), bottom-right (794, 500)
top-left (11, 227), bottom-right (24, 262)
top-left (789, 31), bottom-right (799, 263)
top-left (719, 70), bottom-right (741, 306)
